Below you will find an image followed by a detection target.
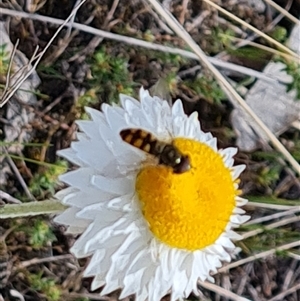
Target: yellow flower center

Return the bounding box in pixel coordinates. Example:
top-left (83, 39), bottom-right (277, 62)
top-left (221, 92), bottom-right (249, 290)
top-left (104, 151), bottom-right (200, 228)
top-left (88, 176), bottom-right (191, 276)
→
top-left (136, 138), bottom-right (237, 251)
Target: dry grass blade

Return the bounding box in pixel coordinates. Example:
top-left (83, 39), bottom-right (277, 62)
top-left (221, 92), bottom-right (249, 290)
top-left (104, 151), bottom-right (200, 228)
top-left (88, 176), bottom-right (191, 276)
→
top-left (246, 207), bottom-right (300, 225)
top-left (287, 252), bottom-right (300, 260)
top-left (218, 240), bottom-right (300, 273)
top-left (16, 254), bottom-right (74, 269)
top-left (247, 202), bottom-right (298, 210)
top-left (268, 283), bottom-right (300, 301)
top-left (0, 190), bottom-right (21, 204)
top-left (3, 39), bottom-right (19, 94)
top-left (0, 42), bottom-right (39, 107)
top-left (263, 0), bottom-right (300, 25)
top-left (0, 0), bottom-right (87, 108)
top-left (242, 215), bottom-right (300, 239)
top-left (198, 281), bottom-right (251, 301)
top-left (2, 147), bottom-right (36, 201)
top-left (146, 0), bottom-right (300, 176)
top-left (219, 34), bottom-right (298, 61)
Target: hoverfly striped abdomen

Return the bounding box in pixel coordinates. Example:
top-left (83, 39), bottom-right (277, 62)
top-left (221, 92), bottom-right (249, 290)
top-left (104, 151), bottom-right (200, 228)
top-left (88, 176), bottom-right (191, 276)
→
top-left (120, 129), bottom-right (190, 174)
top-left (120, 129), bottom-right (163, 156)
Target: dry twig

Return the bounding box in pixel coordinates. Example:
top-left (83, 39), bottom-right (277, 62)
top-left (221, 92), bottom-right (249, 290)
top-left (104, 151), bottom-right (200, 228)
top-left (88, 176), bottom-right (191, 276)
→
top-left (218, 240), bottom-right (300, 273)
top-left (0, 190), bottom-right (21, 204)
top-left (199, 281), bottom-right (251, 301)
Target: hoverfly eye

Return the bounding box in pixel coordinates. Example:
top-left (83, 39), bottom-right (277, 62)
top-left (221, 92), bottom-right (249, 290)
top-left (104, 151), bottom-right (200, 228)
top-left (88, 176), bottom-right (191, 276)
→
top-left (168, 149), bottom-right (175, 158)
top-left (173, 155), bottom-right (191, 174)
top-left (175, 157), bottom-right (181, 164)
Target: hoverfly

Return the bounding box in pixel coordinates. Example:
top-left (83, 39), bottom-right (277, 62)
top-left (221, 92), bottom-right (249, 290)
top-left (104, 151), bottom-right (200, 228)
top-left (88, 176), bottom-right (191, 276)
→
top-left (120, 129), bottom-right (190, 174)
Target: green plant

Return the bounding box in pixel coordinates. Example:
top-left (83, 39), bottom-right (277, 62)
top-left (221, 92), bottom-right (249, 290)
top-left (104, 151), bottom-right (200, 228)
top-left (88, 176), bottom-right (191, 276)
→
top-left (215, 28), bottom-right (236, 52)
top-left (0, 43), bottom-right (9, 76)
top-left (29, 160), bottom-right (68, 198)
top-left (28, 272), bottom-right (61, 301)
top-left (76, 88), bottom-right (99, 119)
top-left (152, 50), bottom-right (187, 69)
top-left (184, 76), bottom-right (226, 104)
top-left (143, 29), bottom-right (155, 42)
top-left (89, 47), bottom-right (134, 103)
top-left (269, 26), bottom-right (288, 43)
top-left (15, 219), bottom-right (56, 249)
top-left (228, 46), bottom-right (269, 62)
top-left (282, 60), bottom-right (300, 99)
top-left (27, 219), bottom-right (56, 248)
top-left (291, 138), bottom-right (300, 161)
top-left (255, 163), bottom-right (281, 189)
top-left (37, 64), bottom-right (66, 80)
top-left (196, 27), bottom-right (236, 55)
top-left (243, 227), bottom-right (299, 252)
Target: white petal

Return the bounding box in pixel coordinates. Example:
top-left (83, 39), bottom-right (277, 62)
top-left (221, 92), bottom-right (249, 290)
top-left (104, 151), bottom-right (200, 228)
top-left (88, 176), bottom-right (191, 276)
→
top-left (171, 270), bottom-right (188, 301)
top-left (127, 248), bottom-right (153, 275)
top-left (136, 285), bottom-right (149, 301)
top-left (120, 95), bottom-right (140, 118)
top-left (171, 118), bottom-right (181, 137)
top-left (182, 254), bottom-right (200, 296)
top-left (58, 189), bottom-right (114, 208)
top-left (231, 164), bottom-right (246, 179)
top-left (230, 214), bottom-right (251, 224)
top-left (84, 249), bottom-right (107, 277)
top-left (219, 147), bottom-right (237, 159)
top-left (76, 120), bottom-right (102, 140)
top-left (85, 107), bottom-right (106, 124)
top-left (101, 278), bottom-right (120, 295)
top-left (233, 207), bottom-right (245, 214)
top-left (159, 101), bottom-right (173, 134)
top-left (206, 137), bottom-right (217, 151)
top-left (215, 235), bottom-right (235, 249)
top-left (125, 107), bottom-right (154, 131)
top-left (91, 174), bottom-right (134, 194)
top-left (59, 168), bottom-right (95, 191)
top-left (54, 207), bottom-right (80, 225)
top-left (236, 196), bottom-right (248, 206)
top-left (55, 186), bottom-right (78, 202)
top-left (107, 194), bottom-right (135, 211)
top-left (57, 148), bottom-right (85, 166)
top-left (206, 275), bottom-right (215, 283)
top-left (71, 139), bottom-right (113, 172)
top-left (91, 278), bottom-right (106, 291)
top-left (102, 103), bottom-right (127, 133)
top-left (120, 268), bottom-right (145, 298)
top-left (75, 202), bottom-right (107, 220)
top-left (172, 99), bottom-right (185, 117)
top-left (65, 225), bottom-right (88, 234)
top-left (225, 230), bottom-right (243, 240)
top-left (186, 111), bottom-right (201, 137)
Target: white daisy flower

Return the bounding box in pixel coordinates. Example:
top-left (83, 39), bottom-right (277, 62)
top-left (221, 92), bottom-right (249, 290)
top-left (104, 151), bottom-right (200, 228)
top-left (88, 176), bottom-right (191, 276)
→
top-left (54, 88), bottom-right (250, 301)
